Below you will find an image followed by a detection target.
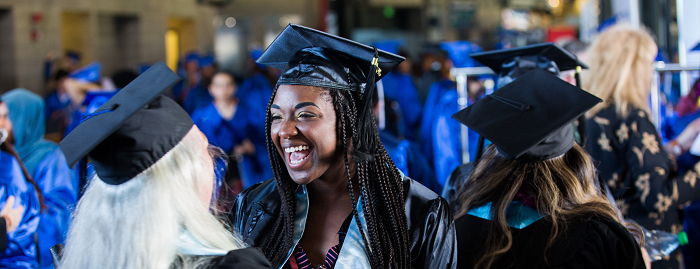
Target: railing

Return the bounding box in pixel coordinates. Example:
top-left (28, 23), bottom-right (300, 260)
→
top-left (651, 62), bottom-right (700, 131)
top-left (450, 67), bottom-right (495, 164)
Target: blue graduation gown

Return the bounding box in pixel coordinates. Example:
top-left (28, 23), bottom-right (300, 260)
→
top-left (0, 151), bottom-right (41, 269)
top-left (183, 83), bottom-right (213, 115)
top-left (431, 90), bottom-right (483, 186)
top-left (192, 103), bottom-right (272, 188)
top-left (380, 131), bottom-right (441, 194)
top-left (236, 73), bottom-right (273, 113)
top-left (43, 92), bottom-right (70, 120)
top-left (32, 149), bottom-right (76, 269)
top-left (420, 79), bottom-right (455, 163)
top-left (379, 72), bottom-right (422, 141)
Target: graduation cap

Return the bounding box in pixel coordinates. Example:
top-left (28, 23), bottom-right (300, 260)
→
top-left (81, 92), bottom-right (116, 114)
top-left (257, 24), bottom-right (404, 158)
top-left (440, 41), bottom-right (483, 68)
top-left (69, 62), bottom-right (102, 84)
top-left (199, 55), bottom-right (215, 68)
top-left (60, 62), bottom-right (188, 185)
top-left (452, 69), bottom-right (601, 162)
top-left (692, 42), bottom-right (700, 52)
top-left (250, 47), bottom-right (267, 69)
top-left (471, 42), bottom-right (586, 74)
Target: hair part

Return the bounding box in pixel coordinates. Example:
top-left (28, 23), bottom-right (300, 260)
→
top-left (262, 85), bottom-right (411, 268)
top-left (583, 24), bottom-right (658, 118)
top-left (59, 129), bottom-right (244, 269)
top-left (454, 144), bottom-right (643, 269)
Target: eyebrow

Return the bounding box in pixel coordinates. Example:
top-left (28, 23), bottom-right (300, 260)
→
top-left (270, 104), bottom-right (281, 109)
top-left (295, 102), bottom-right (320, 109)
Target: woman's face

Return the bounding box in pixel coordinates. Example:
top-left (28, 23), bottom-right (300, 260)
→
top-left (191, 125), bottom-right (214, 208)
top-left (270, 85), bottom-right (342, 185)
top-left (208, 73), bottom-right (236, 101)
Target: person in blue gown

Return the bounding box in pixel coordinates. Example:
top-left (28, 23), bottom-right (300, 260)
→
top-left (44, 70), bottom-right (71, 139)
top-left (0, 150), bottom-right (41, 269)
top-left (171, 52), bottom-right (201, 105)
top-left (191, 72), bottom-right (272, 189)
top-left (183, 55), bottom-right (215, 115)
top-left (1, 89), bottom-right (77, 269)
top-left (236, 48), bottom-right (274, 114)
top-left (0, 100), bottom-right (42, 269)
top-left (373, 40), bottom-right (422, 141)
top-left (372, 87), bottom-right (441, 193)
top-left (419, 41), bottom-right (483, 164)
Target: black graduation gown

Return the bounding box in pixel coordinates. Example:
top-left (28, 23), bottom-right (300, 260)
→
top-left (455, 214), bottom-right (646, 269)
top-left (175, 247), bottom-right (272, 268)
top-left (229, 176), bottom-right (457, 269)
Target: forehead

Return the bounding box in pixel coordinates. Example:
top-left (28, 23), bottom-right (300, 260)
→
top-left (212, 73), bottom-right (233, 82)
top-left (0, 102), bottom-right (7, 114)
top-left (273, 85), bottom-right (333, 107)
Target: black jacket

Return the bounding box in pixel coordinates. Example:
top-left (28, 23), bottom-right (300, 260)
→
top-left (229, 176), bottom-right (457, 269)
top-left (172, 247), bottom-right (272, 268)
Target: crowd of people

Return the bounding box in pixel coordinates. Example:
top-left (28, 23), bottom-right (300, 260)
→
top-left (0, 22), bottom-right (698, 269)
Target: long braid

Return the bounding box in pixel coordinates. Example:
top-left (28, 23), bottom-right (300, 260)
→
top-left (261, 87), bottom-right (298, 265)
top-left (342, 89), bottom-right (410, 268)
top-left (332, 90), bottom-right (377, 268)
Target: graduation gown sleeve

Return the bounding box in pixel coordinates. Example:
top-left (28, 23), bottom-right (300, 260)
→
top-left (404, 179), bottom-right (458, 269)
top-left (0, 151), bottom-right (41, 268)
top-left (34, 148), bottom-right (77, 267)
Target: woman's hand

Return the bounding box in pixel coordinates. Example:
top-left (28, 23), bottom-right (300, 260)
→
top-left (664, 117), bottom-right (700, 159)
top-left (677, 117), bottom-right (700, 149)
top-left (1, 196), bottom-right (25, 232)
top-left (234, 139), bottom-right (256, 158)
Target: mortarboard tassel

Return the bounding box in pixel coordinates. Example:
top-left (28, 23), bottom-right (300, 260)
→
top-left (355, 47), bottom-right (382, 161)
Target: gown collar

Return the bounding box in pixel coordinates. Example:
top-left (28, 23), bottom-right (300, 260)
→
top-left (467, 201), bottom-right (546, 229)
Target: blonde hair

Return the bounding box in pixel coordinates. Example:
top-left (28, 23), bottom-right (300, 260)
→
top-left (583, 24), bottom-right (658, 118)
top-left (60, 128), bottom-right (244, 269)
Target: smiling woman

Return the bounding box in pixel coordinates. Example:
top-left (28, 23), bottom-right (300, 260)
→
top-left (229, 24), bottom-right (457, 269)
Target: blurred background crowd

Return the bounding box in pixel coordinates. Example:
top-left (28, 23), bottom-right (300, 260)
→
top-left (0, 0), bottom-right (699, 268)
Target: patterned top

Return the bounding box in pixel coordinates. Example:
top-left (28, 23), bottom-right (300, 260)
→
top-left (585, 105), bottom-right (700, 232)
top-left (289, 243), bottom-right (340, 269)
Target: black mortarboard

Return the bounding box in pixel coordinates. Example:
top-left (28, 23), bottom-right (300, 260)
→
top-left (257, 24), bottom-right (404, 159)
top-left (452, 69), bottom-right (601, 162)
top-left (257, 24), bottom-right (404, 93)
top-left (60, 62), bottom-right (190, 185)
top-left (470, 42), bottom-right (587, 74)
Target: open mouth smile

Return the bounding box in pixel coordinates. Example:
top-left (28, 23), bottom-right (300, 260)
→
top-left (284, 145), bottom-right (312, 168)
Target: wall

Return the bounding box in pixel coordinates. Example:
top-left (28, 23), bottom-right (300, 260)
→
top-left (0, 0), bottom-right (217, 95)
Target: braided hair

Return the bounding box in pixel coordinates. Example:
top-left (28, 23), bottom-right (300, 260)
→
top-left (261, 86), bottom-right (411, 268)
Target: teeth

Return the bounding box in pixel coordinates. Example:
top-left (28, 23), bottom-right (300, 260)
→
top-left (284, 145), bottom-right (309, 153)
top-left (289, 154), bottom-right (309, 165)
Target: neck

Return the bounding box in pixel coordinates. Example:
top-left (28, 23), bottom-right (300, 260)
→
top-left (307, 161), bottom-right (358, 204)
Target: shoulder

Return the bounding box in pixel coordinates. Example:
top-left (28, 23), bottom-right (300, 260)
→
top-left (236, 178), bottom-right (277, 204)
top-left (568, 216), bottom-right (646, 268)
top-left (232, 178), bottom-right (280, 220)
top-left (402, 177), bottom-right (452, 225)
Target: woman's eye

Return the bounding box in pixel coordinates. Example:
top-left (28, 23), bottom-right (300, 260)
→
top-left (298, 112), bottom-right (315, 119)
top-left (271, 115), bottom-right (283, 122)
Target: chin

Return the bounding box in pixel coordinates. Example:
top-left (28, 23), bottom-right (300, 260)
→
top-left (287, 171), bottom-right (315, 186)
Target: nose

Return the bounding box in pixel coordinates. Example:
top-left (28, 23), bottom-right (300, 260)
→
top-left (278, 120), bottom-right (298, 139)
